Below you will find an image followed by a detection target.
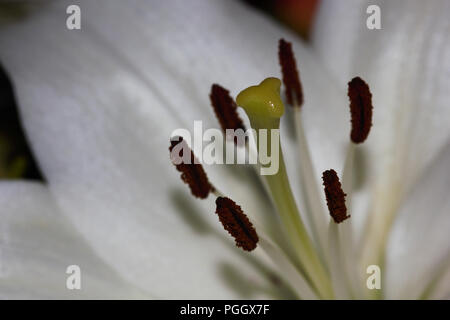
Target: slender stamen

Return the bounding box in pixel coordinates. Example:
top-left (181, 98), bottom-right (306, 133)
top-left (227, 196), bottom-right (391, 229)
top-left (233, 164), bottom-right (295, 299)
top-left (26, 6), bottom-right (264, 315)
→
top-left (278, 38), bottom-right (328, 259)
top-left (327, 221), bottom-right (351, 299)
top-left (278, 38), bottom-right (303, 107)
top-left (293, 110), bottom-right (329, 258)
top-left (342, 78), bottom-right (374, 297)
top-left (215, 196), bottom-right (259, 251)
top-left (348, 77), bottom-right (373, 144)
top-left (340, 141), bottom-right (360, 298)
top-left (169, 137), bottom-right (215, 199)
top-left (210, 84), bottom-right (246, 145)
top-left (322, 169), bottom-right (353, 298)
top-left (322, 169), bottom-right (349, 223)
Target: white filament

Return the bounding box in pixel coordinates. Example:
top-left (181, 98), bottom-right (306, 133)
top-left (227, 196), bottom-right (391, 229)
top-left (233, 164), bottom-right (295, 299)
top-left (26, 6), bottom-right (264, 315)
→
top-left (294, 108), bottom-right (329, 260)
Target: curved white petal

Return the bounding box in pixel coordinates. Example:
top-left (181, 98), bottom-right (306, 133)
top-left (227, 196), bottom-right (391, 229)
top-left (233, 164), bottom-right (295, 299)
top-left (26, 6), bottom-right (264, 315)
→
top-left (0, 181), bottom-right (146, 299)
top-left (314, 0), bottom-right (450, 263)
top-left (0, 0), bottom-right (343, 298)
top-left (315, 0), bottom-right (450, 190)
top-left (385, 143), bottom-right (450, 299)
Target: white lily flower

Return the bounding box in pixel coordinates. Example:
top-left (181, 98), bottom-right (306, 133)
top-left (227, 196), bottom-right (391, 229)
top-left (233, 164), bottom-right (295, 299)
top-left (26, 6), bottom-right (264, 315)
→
top-left (0, 0), bottom-right (449, 299)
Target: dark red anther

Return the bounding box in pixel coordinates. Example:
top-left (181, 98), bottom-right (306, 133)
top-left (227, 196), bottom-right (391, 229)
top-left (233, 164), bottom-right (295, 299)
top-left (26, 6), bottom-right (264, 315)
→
top-left (348, 77), bottom-right (373, 143)
top-left (210, 84), bottom-right (246, 144)
top-left (278, 38), bottom-right (304, 107)
top-left (215, 197), bottom-right (259, 251)
top-left (322, 169), bottom-right (349, 224)
top-left (169, 137), bottom-right (214, 199)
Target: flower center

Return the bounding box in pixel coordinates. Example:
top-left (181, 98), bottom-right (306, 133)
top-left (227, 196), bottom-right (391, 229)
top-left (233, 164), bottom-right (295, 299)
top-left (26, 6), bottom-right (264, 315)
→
top-left (169, 38), bottom-right (374, 300)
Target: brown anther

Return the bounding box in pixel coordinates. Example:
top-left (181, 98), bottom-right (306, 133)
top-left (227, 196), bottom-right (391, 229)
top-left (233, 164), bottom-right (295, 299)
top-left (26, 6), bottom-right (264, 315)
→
top-left (210, 84), bottom-right (246, 144)
top-left (169, 137), bottom-right (214, 199)
top-left (215, 197), bottom-right (259, 251)
top-left (322, 169), bottom-right (349, 224)
top-left (278, 38), bottom-right (304, 107)
top-left (348, 77), bottom-right (373, 143)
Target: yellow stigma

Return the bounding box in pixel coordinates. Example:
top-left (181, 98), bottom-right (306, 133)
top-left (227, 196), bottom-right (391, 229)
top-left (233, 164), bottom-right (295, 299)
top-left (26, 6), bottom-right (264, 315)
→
top-left (236, 78), bottom-right (284, 129)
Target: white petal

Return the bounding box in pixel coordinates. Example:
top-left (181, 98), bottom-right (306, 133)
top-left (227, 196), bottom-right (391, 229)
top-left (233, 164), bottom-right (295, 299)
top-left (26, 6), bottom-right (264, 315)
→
top-left (0, 181), bottom-right (146, 299)
top-left (428, 265), bottom-right (450, 299)
top-left (314, 0), bottom-right (450, 261)
top-left (385, 142), bottom-right (450, 299)
top-left (315, 0), bottom-right (450, 189)
top-left (0, 0), bottom-right (335, 298)
top-left (312, 0), bottom-right (367, 86)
